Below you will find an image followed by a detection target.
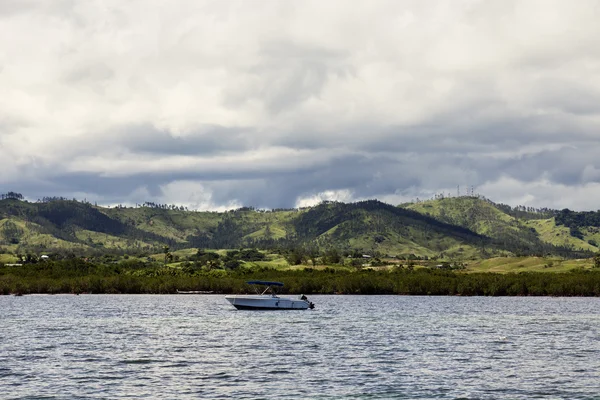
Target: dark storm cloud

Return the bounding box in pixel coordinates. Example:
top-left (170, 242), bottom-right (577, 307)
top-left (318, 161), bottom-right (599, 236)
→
top-left (201, 155), bottom-right (387, 209)
top-left (168, 152), bottom-right (427, 209)
top-left (530, 78), bottom-right (600, 116)
top-left (111, 124), bottom-right (254, 156)
top-left (8, 173), bottom-right (157, 203)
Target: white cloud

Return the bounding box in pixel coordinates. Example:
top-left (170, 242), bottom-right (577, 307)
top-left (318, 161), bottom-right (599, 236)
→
top-left (158, 181), bottom-right (242, 211)
top-left (295, 189), bottom-right (355, 208)
top-left (479, 176), bottom-right (600, 211)
top-left (2, 0), bottom-right (600, 209)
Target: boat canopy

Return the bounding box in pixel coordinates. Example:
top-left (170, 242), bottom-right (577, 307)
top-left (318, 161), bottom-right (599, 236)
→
top-left (246, 280), bottom-right (284, 287)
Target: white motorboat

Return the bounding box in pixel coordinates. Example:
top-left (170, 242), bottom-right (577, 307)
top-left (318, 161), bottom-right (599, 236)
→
top-left (225, 280), bottom-right (315, 310)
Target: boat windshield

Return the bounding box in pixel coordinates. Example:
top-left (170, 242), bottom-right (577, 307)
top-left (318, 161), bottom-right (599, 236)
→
top-left (246, 281), bottom-right (283, 296)
top-left (246, 280), bottom-right (284, 287)
top-left (256, 285), bottom-right (278, 296)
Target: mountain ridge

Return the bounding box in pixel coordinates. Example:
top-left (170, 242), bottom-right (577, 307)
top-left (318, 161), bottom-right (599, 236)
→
top-left (1, 195), bottom-right (598, 260)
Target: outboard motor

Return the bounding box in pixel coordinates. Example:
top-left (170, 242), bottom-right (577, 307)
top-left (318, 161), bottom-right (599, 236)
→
top-left (300, 294), bottom-right (315, 309)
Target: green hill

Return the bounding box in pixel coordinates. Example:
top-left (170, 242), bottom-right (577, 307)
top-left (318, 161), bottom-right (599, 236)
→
top-left (403, 196), bottom-right (595, 258)
top-left (0, 196), bottom-right (597, 261)
top-left (0, 199), bottom-right (173, 254)
top-left (291, 200), bottom-right (486, 258)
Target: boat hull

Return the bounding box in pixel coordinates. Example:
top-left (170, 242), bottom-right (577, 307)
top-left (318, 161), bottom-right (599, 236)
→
top-left (225, 295), bottom-right (311, 310)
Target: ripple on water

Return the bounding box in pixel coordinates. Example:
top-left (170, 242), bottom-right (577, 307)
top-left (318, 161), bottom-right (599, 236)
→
top-left (118, 359), bottom-right (162, 365)
top-left (1, 295), bottom-right (600, 399)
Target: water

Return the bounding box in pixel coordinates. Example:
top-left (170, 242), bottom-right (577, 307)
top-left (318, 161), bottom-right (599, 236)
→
top-left (1, 295), bottom-right (600, 399)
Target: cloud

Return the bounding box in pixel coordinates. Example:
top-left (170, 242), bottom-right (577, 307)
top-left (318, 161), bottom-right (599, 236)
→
top-left (479, 176), bottom-right (600, 211)
top-left (2, 0), bottom-right (600, 210)
top-left (295, 189), bottom-right (355, 208)
top-left (157, 181), bottom-right (242, 212)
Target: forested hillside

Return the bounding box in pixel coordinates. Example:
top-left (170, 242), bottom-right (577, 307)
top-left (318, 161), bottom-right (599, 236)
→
top-left (0, 193), bottom-right (598, 261)
top-left (404, 197), bottom-right (595, 258)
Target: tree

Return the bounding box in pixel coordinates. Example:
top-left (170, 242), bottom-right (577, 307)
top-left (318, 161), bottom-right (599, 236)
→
top-left (285, 247), bottom-right (306, 265)
top-left (323, 248), bottom-right (341, 265)
top-left (1, 192), bottom-right (24, 200)
top-left (224, 259), bottom-right (241, 270)
top-left (307, 246), bottom-right (320, 266)
top-left (238, 248), bottom-right (265, 261)
top-left (206, 257), bottom-right (222, 270)
top-left (163, 245), bottom-right (171, 265)
top-left (195, 251), bottom-right (221, 269)
top-left (594, 253), bottom-right (600, 269)
top-left (350, 258), bottom-right (363, 269)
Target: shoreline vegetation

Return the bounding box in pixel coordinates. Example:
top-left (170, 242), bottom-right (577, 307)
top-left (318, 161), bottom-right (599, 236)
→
top-left (2, 259), bottom-right (600, 296)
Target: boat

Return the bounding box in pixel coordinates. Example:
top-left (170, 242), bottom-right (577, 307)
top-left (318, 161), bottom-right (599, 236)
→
top-left (225, 280), bottom-right (315, 310)
top-left (176, 290), bottom-right (214, 294)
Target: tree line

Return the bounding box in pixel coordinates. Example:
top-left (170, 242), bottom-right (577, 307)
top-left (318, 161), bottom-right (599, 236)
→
top-left (0, 192), bottom-right (24, 200)
top-left (2, 259), bottom-right (600, 296)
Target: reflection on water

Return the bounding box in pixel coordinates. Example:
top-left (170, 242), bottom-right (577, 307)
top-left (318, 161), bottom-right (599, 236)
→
top-left (1, 295), bottom-right (599, 399)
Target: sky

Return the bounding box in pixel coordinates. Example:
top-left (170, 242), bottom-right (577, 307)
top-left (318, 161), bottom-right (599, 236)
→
top-left (2, 0), bottom-right (600, 211)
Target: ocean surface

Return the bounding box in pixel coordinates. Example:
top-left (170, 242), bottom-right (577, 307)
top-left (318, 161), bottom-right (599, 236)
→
top-left (1, 295), bottom-right (599, 399)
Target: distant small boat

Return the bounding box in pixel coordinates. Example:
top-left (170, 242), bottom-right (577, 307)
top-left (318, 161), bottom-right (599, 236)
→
top-left (225, 281), bottom-right (315, 310)
top-left (176, 290), bottom-right (214, 294)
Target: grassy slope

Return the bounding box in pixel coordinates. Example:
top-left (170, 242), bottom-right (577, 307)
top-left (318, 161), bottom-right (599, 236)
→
top-left (467, 256), bottom-right (592, 273)
top-left (298, 201), bottom-right (485, 258)
top-left (0, 217), bottom-right (89, 252)
top-left (338, 228), bottom-right (480, 259)
top-left (74, 229), bottom-right (154, 250)
top-left (103, 207), bottom-right (298, 243)
top-left (404, 197), bottom-right (600, 257)
top-left (0, 253), bottom-right (18, 263)
top-left (525, 218), bottom-right (598, 251)
top-left (235, 210), bottom-right (298, 240)
top-left (100, 207), bottom-right (222, 242)
top-left (582, 226), bottom-right (600, 248)
top-left (406, 197), bottom-right (519, 236)
top-left (315, 215), bottom-right (436, 256)
top-left (404, 197), bottom-right (533, 258)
